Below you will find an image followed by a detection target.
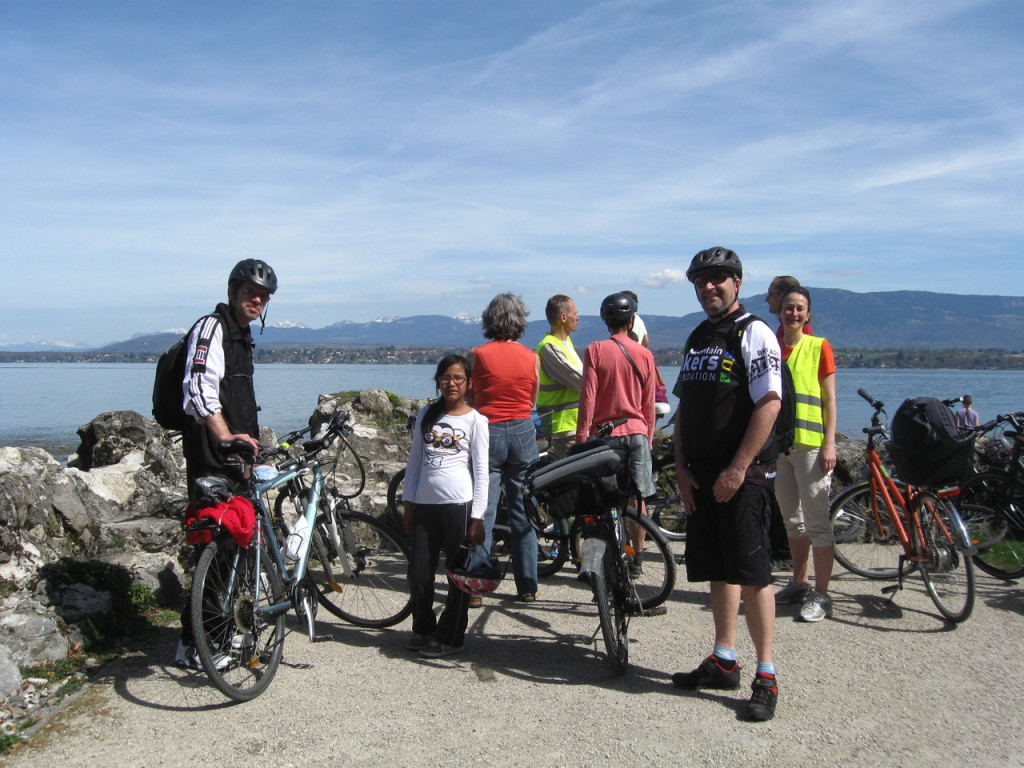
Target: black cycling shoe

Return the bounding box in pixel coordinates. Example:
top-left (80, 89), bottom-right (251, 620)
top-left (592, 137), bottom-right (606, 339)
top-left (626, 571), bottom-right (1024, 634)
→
top-left (746, 674), bottom-right (778, 721)
top-left (671, 655), bottom-right (741, 690)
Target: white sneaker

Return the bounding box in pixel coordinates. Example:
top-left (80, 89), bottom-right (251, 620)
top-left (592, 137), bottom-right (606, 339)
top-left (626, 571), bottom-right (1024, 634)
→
top-left (175, 639), bottom-right (201, 670)
top-left (175, 639), bottom-right (230, 671)
top-left (799, 591), bottom-right (833, 622)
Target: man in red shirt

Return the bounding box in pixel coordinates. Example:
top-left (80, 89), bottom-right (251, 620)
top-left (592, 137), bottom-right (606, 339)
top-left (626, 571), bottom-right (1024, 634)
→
top-left (576, 293), bottom-right (657, 566)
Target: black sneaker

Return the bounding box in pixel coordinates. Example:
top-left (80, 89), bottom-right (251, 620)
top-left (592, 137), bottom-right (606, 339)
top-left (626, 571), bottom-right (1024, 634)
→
top-left (672, 655), bottom-right (741, 690)
top-left (746, 674), bottom-right (778, 721)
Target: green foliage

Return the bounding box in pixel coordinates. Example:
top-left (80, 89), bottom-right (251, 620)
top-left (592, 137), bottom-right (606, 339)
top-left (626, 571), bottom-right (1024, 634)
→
top-left (0, 731), bottom-right (24, 753)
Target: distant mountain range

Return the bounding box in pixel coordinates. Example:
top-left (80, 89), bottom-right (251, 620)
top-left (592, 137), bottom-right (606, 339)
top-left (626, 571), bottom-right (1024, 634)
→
top-left (8, 288), bottom-right (1024, 353)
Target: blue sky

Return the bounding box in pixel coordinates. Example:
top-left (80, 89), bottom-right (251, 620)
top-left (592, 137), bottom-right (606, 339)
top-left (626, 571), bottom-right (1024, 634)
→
top-left (2, 0), bottom-right (1022, 348)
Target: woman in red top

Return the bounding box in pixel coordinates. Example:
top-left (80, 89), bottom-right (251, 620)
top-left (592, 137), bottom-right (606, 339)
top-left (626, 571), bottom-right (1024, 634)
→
top-left (469, 293), bottom-right (541, 603)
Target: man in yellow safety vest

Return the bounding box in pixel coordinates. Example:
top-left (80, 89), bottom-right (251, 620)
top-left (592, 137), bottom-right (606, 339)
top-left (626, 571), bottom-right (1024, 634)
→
top-left (535, 295), bottom-right (582, 459)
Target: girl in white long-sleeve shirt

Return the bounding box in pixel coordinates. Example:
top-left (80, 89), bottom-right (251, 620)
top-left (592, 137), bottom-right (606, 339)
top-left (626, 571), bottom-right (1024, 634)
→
top-left (402, 354), bottom-right (489, 657)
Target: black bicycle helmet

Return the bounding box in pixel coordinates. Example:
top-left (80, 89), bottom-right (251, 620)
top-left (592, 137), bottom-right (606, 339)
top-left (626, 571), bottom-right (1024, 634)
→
top-left (599, 292), bottom-right (638, 323)
top-left (686, 247), bottom-right (743, 282)
top-left (228, 259), bottom-right (278, 294)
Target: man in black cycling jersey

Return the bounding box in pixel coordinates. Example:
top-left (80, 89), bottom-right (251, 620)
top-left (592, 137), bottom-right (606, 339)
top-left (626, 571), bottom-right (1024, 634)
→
top-left (176, 258), bottom-right (278, 670)
top-left (670, 247), bottom-right (783, 721)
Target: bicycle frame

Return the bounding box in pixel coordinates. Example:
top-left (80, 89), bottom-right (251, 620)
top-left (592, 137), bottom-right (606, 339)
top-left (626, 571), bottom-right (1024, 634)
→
top-left (241, 456), bottom-right (359, 641)
top-left (861, 430), bottom-right (964, 568)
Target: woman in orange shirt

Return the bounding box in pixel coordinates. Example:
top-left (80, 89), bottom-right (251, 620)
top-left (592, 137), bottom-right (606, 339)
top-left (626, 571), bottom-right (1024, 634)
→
top-left (469, 293), bottom-right (541, 604)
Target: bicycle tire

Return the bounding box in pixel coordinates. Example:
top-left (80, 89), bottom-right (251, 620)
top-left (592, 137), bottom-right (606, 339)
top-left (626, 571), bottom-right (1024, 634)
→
top-left (308, 508), bottom-right (413, 627)
top-left (958, 471), bottom-right (1024, 579)
top-left (273, 477), bottom-right (308, 543)
top-left (570, 511), bottom-right (675, 609)
top-left (191, 539), bottom-right (286, 702)
top-left (532, 495), bottom-right (570, 578)
top-left (648, 454), bottom-right (687, 542)
top-left (326, 433), bottom-right (366, 499)
top-left (592, 553), bottom-right (628, 675)
top-left (830, 481), bottom-right (905, 580)
top-left (385, 468), bottom-right (407, 535)
top-left (914, 491), bottom-right (976, 623)
top-left (622, 509), bottom-right (676, 609)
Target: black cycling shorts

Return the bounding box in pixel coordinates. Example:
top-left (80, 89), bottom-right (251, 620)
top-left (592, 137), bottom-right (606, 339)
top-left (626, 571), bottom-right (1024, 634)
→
top-left (683, 465), bottom-right (773, 587)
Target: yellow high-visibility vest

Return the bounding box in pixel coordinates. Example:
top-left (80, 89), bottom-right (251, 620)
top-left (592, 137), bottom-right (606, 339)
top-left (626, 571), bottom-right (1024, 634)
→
top-left (787, 335), bottom-right (826, 447)
top-left (535, 334), bottom-right (581, 434)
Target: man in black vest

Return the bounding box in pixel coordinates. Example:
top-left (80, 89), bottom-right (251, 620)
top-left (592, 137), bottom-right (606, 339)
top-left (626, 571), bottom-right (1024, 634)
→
top-left (176, 259), bottom-right (277, 670)
top-left (669, 247), bottom-right (783, 721)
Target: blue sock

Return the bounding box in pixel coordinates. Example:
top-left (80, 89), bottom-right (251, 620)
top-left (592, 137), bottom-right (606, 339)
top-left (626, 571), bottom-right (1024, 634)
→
top-left (756, 662), bottom-right (776, 677)
top-left (712, 646), bottom-right (736, 662)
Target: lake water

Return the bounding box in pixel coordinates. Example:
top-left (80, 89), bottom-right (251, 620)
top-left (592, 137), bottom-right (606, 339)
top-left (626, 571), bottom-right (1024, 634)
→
top-left (2, 363), bottom-right (1022, 459)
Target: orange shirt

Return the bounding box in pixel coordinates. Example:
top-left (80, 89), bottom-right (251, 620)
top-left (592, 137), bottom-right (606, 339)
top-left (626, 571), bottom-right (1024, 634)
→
top-left (471, 341), bottom-right (537, 423)
top-left (781, 336), bottom-right (835, 379)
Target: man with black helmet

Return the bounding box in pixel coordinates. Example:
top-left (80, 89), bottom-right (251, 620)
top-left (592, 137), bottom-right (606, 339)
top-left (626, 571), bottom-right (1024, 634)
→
top-left (669, 247), bottom-right (783, 722)
top-left (175, 258), bottom-right (277, 669)
top-left (576, 292), bottom-right (657, 563)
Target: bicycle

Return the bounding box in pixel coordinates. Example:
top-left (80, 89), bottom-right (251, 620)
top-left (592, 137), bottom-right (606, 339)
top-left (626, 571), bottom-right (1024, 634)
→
top-left (957, 410), bottom-right (1024, 579)
top-left (527, 420), bottom-right (676, 674)
top-left (828, 389), bottom-right (976, 623)
top-left (186, 413), bottom-right (411, 701)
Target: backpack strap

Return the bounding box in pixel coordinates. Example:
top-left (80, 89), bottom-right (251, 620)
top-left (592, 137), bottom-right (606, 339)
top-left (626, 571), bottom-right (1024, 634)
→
top-left (611, 337), bottom-right (646, 389)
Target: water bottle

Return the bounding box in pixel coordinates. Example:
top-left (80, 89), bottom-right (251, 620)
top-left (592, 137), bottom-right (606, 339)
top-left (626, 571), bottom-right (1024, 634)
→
top-left (285, 514), bottom-right (310, 561)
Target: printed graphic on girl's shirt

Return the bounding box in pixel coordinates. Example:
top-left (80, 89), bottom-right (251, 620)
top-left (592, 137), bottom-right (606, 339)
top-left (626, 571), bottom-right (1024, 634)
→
top-left (422, 422), bottom-right (467, 467)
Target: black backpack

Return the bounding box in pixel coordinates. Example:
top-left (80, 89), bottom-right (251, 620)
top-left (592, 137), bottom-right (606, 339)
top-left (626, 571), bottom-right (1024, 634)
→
top-left (151, 315), bottom-right (219, 430)
top-left (730, 315), bottom-right (796, 464)
top-left (888, 396), bottom-right (974, 487)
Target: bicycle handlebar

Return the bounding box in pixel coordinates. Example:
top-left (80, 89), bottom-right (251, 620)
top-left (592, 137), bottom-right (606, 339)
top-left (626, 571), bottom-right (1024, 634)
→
top-left (857, 388), bottom-right (885, 411)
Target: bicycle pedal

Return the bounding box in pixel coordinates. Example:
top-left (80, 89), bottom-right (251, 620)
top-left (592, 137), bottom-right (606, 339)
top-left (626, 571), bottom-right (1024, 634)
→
top-left (641, 606), bottom-right (667, 617)
top-left (326, 581), bottom-right (343, 593)
top-left (880, 584), bottom-right (900, 595)
top-left (311, 634), bottom-right (331, 643)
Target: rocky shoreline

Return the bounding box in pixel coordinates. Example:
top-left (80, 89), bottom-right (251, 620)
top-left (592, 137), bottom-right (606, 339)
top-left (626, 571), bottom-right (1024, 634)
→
top-left (0, 389), bottom-right (425, 714)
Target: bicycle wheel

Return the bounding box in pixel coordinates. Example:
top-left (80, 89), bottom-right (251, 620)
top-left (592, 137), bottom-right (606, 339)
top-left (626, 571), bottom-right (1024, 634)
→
top-left (959, 471), bottom-right (1024, 579)
top-left (191, 539), bottom-right (286, 701)
top-left (648, 455), bottom-right (686, 542)
top-left (592, 552), bottom-right (628, 675)
top-left (531, 495), bottom-right (570, 578)
top-left (914, 492), bottom-right (975, 623)
top-left (309, 508), bottom-right (413, 627)
top-left (325, 433), bottom-right (366, 499)
top-left (830, 481), bottom-right (904, 580)
top-left (623, 509), bottom-right (677, 610)
top-left (385, 468), bottom-right (407, 535)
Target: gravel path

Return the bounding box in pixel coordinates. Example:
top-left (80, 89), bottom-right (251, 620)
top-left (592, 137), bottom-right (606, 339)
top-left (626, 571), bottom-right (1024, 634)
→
top-left (5, 550), bottom-right (1024, 768)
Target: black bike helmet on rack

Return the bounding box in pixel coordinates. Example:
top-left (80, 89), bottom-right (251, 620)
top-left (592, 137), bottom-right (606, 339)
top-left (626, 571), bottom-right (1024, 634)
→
top-left (686, 247), bottom-right (743, 283)
top-left (228, 259), bottom-right (278, 294)
top-left (599, 292), bottom-right (638, 323)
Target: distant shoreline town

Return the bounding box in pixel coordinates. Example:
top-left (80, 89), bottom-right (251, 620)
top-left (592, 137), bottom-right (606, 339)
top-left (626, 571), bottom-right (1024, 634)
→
top-left (2, 346), bottom-right (1022, 370)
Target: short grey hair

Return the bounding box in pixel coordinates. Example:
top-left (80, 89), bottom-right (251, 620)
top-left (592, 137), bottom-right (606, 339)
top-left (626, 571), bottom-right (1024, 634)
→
top-left (482, 293), bottom-right (529, 341)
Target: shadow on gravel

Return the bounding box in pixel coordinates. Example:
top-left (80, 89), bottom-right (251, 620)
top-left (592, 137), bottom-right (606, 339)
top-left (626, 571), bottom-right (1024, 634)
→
top-left (101, 626), bottom-right (240, 712)
top-left (976, 577), bottom-right (1024, 616)
top-left (822, 584), bottom-right (968, 633)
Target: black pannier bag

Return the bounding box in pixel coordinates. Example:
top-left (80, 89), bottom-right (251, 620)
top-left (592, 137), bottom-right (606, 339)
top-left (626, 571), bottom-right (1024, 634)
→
top-left (887, 396), bottom-right (974, 487)
top-left (525, 442), bottom-right (627, 519)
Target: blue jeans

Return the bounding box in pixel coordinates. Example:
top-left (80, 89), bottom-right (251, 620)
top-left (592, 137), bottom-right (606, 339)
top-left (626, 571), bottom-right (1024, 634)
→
top-left (483, 418), bottom-right (540, 596)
